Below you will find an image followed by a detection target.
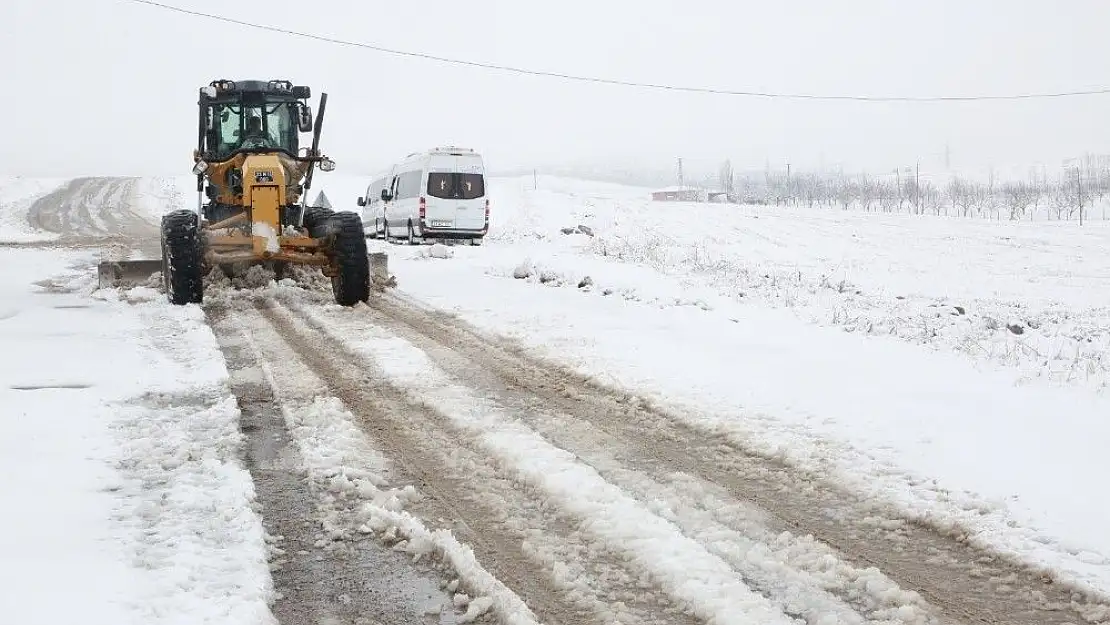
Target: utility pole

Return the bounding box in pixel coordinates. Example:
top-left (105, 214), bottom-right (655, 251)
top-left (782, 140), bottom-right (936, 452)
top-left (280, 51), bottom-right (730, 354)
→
top-left (677, 157), bottom-right (684, 188)
top-left (533, 169), bottom-right (538, 190)
top-left (786, 163), bottom-right (791, 205)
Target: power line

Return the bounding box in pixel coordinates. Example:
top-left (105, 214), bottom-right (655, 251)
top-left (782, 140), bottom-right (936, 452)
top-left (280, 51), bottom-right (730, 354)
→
top-left (127, 0), bottom-right (1110, 103)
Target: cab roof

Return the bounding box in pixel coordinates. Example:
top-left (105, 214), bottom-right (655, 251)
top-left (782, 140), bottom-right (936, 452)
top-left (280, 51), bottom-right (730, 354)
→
top-left (200, 79), bottom-right (310, 100)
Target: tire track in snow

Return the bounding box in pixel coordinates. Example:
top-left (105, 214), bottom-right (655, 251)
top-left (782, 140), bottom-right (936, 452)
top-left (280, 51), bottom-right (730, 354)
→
top-left (288, 297), bottom-right (948, 625)
top-left (242, 296), bottom-right (705, 625)
top-left (351, 290), bottom-right (1110, 625)
top-left (207, 304), bottom-right (464, 625)
top-left (262, 297), bottom-right (801, 625)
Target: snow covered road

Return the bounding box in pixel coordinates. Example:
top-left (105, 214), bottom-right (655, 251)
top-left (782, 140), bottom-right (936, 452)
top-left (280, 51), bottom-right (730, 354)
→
top-left (206, 301), bottom-right (468, 625)
top-left (4, 174), bottom-right (1110, 625)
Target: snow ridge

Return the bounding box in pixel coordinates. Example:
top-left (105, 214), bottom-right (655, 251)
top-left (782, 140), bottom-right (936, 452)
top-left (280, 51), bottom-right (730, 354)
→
top-left (99, 290), bottom-right (276, 625)
top-left (300, 307), bottom-right (801, 625)
top-left (231, 305), bottom-right (540, 625)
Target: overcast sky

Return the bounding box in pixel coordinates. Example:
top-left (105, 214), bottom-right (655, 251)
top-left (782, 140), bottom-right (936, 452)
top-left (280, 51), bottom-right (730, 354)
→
top-left (4, 0), bottom-right (1110, 179)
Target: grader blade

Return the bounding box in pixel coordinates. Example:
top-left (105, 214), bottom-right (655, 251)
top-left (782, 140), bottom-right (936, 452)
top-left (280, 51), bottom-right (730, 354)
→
top-left (97, 259), bottom-right (163, 289)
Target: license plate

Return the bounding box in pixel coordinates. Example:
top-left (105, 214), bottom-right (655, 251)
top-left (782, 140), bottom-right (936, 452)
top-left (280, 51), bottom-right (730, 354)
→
top-left (430, 220), bottom-right (452, 227)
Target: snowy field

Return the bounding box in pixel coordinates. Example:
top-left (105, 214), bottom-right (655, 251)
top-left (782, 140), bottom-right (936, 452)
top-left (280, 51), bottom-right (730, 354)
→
top-left (313, 172), bottom-right (1110, 393)
top-left (2, 172), bottom-right (1110, 622)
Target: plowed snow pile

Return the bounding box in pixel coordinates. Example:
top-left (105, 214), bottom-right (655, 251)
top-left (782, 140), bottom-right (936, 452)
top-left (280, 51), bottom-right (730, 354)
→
top-left (0, 246), bottom-right (273, 625)
top-left (0, 177), bottom-right (68, 242)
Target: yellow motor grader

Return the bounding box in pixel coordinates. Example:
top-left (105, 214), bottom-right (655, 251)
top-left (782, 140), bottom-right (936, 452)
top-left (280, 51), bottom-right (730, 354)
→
top-left (137, 79), bottom-right (369, 306)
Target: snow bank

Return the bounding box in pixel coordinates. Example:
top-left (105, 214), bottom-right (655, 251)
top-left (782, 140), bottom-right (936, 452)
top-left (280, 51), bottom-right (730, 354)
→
top-left (0, 176), bottom-right (69, 242)
top-left (103, 297), bottom-right (276, 625)
top-left (0, 247), bottom-right (274, 625)
top-left (132, 176), bottom-right (195, 221)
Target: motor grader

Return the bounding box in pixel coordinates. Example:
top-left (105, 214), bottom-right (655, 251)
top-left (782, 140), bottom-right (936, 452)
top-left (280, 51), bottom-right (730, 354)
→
top-left (107, 78), bottom-right (370, 306)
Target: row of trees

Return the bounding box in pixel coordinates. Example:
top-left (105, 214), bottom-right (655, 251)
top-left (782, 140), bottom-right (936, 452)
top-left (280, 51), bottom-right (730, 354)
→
top-left (505, 155), bottom-right (1110, 222)
top-left (720, 156), bottom-right (1110, 222)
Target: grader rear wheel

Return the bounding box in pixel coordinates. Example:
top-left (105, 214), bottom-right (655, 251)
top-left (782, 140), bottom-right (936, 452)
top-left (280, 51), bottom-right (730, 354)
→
top-left (303, 206), bottom-right (336, 239)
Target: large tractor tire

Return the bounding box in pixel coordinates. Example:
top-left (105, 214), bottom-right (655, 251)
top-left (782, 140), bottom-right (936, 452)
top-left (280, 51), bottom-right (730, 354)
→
top-left (326, 212), bottom-right (370, 306)
top-left (160, 209), bottom-right (204, 305)
top-left (303, 206), bottom-right (336, 239)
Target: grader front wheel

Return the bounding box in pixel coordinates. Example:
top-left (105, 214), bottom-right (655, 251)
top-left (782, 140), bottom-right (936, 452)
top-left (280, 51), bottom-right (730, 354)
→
top-left (161, 209), bottom-right (204, 305)
top-left (326, 212), bottom-right (370, 306)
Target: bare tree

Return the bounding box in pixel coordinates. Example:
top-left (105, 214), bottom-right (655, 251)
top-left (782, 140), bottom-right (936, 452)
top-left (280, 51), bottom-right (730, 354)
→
top-left (1001, 182), bottom-right (1039, 220)
top-left (877, 180), bottom-right (898, 213)
top-left (902, 177), bottom-right (920, 214)
top-left (1048, 181), bottom-right (1074, 220)
top-left (920, 181), bottom-right (943, 215)
top-left (1061, 171), bottom-right (1085, 220)
top-left (834, 177), bottom-right (856, 210)
top-left (764, 172), bottom-right (789, 206)
top-left (794, 172), bottom-right (823, 208)
top-left (719, 159), bottom-right (735, 199)
top-left (985, 169), bottom-right (999, 219)
top-left (1026, 177), bottom-right (1045, 220)
top-left (946, 177), bottom-right (974, 217)
top-left (854, 175), bottom-right (876, 211)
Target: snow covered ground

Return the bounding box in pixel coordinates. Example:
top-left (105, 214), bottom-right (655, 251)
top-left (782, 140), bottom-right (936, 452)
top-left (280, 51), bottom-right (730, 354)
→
top-left (482, 175), bottom-right (1110, 392)
top-left (0, 177), bottom-right (68, 242)
top-left (312, 173), bottom-right (1110, 597)
top-left (4, 171), bottom-right (1110, 622)
top-left (0, 244), bottom-right (273, 624)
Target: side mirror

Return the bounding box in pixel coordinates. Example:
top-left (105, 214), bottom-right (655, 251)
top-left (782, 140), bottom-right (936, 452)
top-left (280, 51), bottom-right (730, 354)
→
top-left (298, 105), bottom-right (313, 132)
top-left (380, 189), bottom-right (392, 202)
top-left (357, 197), bottom-right (366, 207)
top-left (319, 157), bottom-right (336, 172)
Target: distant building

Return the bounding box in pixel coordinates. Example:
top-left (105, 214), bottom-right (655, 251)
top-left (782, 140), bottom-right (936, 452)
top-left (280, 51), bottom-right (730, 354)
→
top-left (651, 186), bottom-right (706, 202)
top-left (650, 187), bottom-right (736, 203)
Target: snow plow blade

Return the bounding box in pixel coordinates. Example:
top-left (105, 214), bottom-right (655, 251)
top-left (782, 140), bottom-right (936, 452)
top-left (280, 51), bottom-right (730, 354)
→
top-left (97, 259), bottom-right (163, 289)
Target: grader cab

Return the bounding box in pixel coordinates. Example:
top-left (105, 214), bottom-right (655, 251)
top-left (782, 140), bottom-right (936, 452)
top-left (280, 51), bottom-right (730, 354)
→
top-left (156, 78), bottom-right (369, 306)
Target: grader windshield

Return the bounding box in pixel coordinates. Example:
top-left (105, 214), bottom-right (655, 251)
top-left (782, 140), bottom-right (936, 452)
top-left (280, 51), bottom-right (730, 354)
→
top-left (207, 101), bottom-right (300, 159)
